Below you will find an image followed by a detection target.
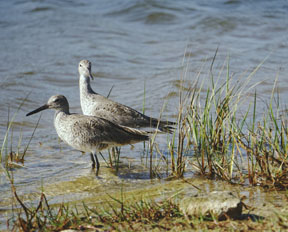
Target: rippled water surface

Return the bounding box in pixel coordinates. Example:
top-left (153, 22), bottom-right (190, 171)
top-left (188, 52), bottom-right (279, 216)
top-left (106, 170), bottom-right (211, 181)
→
top-left (0, 0), bottom-right (288, 228)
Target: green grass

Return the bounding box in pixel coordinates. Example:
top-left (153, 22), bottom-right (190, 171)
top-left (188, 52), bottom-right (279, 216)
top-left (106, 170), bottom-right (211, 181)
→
top-left (145, 51), bottom-right (288, 189)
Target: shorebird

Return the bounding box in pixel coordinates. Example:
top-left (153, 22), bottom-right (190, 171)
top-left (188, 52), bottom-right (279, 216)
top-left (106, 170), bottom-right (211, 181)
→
top-left (78, 60), bottom-right (175, 133)
top-left (26, 95), bottom-right (149, 175)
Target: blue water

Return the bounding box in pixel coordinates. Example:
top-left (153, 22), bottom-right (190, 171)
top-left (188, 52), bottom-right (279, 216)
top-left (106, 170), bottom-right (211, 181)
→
top-left (0, 0), bottom-right (287, 228)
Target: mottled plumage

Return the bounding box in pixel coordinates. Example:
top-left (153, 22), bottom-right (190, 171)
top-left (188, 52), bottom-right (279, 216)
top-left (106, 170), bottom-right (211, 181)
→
top-left (79, 60), bottom-right (175, 133)
top-left (26, 95), bottom-right (149, 174)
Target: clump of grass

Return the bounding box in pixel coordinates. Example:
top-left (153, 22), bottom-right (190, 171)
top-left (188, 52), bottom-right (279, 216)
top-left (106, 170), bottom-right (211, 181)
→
top-left (167, 50), bottom-right (288, 189)
top-left (166, 79), bottom-right (188, 178)
top-left (234, 79), bottom-right (288, 189)
top-left (0, 93), bottom-right (40, 171)
top-left (85, 195), bottom-right (183, 231)
top-left (148, 47), bottom-right (194, 179)
top-left (8, 185), bottom-right (82, 231)
top-left (144, 48), bottom-right (288, 189)
top-left (185, 62), bottom-right (247, 180)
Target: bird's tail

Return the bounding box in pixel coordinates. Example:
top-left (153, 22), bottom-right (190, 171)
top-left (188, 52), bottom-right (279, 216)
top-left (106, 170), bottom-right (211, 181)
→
top-left (120, 125), bottom-right (150, 143)
top-left (150, 118), bottom-right (177, 134)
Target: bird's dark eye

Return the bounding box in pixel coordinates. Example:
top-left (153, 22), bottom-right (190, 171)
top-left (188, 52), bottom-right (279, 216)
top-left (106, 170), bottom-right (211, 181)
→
top-left (54, 99), bottom-right (60, 102)
top-left (80, 64), bottom-right (82, 67)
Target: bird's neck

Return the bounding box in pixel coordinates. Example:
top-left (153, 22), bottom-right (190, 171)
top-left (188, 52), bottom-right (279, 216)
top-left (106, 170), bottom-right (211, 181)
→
top-left (55, 107), bottom-right (70, 117)
top-left (54, 109), bottom-right (70, 123)
top-left (79, 74), bottom-right (95, 95)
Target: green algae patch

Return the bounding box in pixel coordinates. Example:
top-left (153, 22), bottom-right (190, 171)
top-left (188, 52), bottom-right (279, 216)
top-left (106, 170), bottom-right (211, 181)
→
top-left (4, 173), bottom-right (288, 231)
top-left (44, 173), bottom-right (201, 207)
top-left (42, 172), bottom-right (288, 223)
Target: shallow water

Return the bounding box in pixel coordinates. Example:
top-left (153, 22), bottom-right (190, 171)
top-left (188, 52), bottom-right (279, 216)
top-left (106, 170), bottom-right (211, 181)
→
top-left (0, 0), bottom-right (288, 229)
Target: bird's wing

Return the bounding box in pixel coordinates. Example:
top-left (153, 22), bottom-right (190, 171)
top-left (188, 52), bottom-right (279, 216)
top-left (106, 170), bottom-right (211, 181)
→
top-left (69, 114), bottom-right (148, 146)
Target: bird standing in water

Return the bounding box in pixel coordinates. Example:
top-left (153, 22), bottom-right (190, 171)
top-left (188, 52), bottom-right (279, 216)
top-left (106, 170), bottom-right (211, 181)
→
top-left (78, 59), bottom-right (175, 133)
top-left (26, 95), bottom-right (149, 175)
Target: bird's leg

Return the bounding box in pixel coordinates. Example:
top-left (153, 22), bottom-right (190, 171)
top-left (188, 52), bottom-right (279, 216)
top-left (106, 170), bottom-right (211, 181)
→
top-left (93, 152), bottom-right (100, 176)
top-left (90, 153), bottom-right (96, 169)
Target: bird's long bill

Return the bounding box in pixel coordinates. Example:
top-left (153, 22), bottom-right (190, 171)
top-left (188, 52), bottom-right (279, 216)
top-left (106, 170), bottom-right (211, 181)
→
top-left (26, 104), bottom-right (49, 116)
